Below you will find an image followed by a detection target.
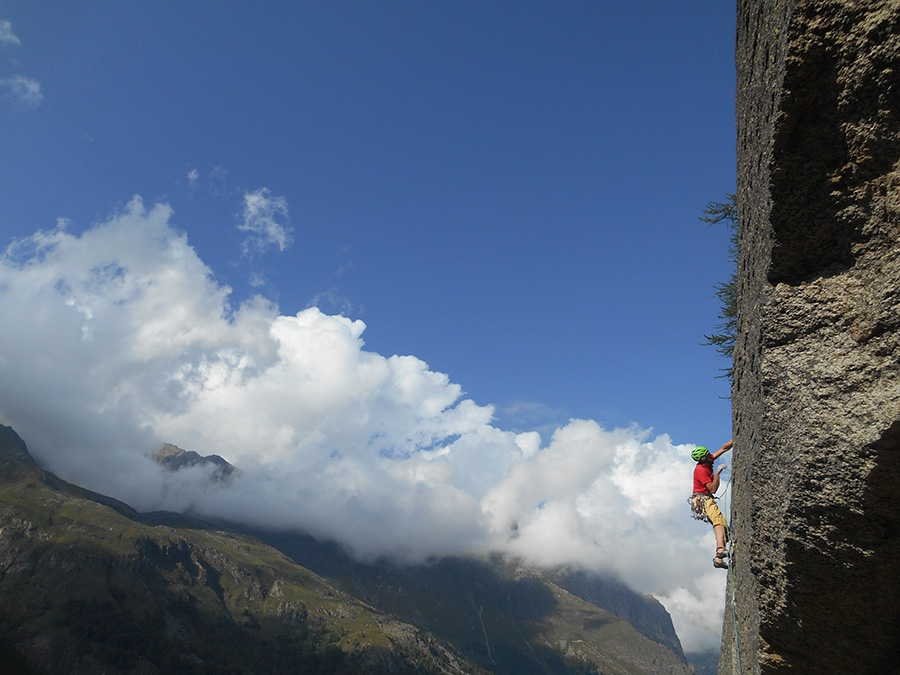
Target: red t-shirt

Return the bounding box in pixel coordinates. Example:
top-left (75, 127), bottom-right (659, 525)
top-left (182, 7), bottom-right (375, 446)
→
top-left (693, 462), bottom-right (714, 494)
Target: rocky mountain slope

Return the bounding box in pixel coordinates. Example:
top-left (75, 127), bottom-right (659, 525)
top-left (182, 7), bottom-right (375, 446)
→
top-left (0, 425), bottom-right (691, 674)
top-left (727, 1), bottom-right (900, 673)
top-left (251, 530), bottom-right (688, 675)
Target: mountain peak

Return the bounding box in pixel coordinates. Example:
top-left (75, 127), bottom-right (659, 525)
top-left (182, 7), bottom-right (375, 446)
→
top-left (153, 442), bottom-right (237, 482)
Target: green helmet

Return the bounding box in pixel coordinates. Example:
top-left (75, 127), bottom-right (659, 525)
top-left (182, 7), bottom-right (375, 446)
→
top-left (691, 446), bottom-right (710, 462)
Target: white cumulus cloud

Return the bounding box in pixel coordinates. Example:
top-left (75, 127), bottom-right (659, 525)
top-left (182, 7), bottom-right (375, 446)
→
top-left (0, 197), bottom-right (727, 652)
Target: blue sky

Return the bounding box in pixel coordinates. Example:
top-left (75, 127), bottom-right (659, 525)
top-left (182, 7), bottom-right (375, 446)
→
top-left (0, 2), bottom-right (736, 651)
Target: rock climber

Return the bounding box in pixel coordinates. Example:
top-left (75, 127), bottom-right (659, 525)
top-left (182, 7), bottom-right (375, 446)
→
top-left (689, 439), bottom-right (733, 569)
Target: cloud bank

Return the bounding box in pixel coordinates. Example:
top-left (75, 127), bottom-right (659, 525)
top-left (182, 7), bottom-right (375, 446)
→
top-left (0, 197), bottom-right (726, 651)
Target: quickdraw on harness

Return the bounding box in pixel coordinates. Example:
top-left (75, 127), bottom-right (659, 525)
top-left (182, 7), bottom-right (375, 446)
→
top-left (688, 492), bottom-right (717, 524)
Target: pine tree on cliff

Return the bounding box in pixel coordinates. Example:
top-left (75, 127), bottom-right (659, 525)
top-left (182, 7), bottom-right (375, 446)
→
top-left (701, 193), bottom-right (737, 381)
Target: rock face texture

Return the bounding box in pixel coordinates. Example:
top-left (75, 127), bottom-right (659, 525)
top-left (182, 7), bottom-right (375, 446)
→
top-left (726, 1), bottom-right (900, 673)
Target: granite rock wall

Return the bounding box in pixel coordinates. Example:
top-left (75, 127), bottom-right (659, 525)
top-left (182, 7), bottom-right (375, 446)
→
top-left (725, 1), bottom-right (900, 673)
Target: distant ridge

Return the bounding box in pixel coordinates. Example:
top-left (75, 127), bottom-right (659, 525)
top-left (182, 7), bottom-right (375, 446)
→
top-left (262, 532), bottom-right (692, 675)
top-left (154, 442), bottom-right (237, 482)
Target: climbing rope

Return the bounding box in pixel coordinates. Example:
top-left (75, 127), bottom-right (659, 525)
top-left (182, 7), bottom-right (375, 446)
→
top-left (718, 473), bottom-right (744, 674)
